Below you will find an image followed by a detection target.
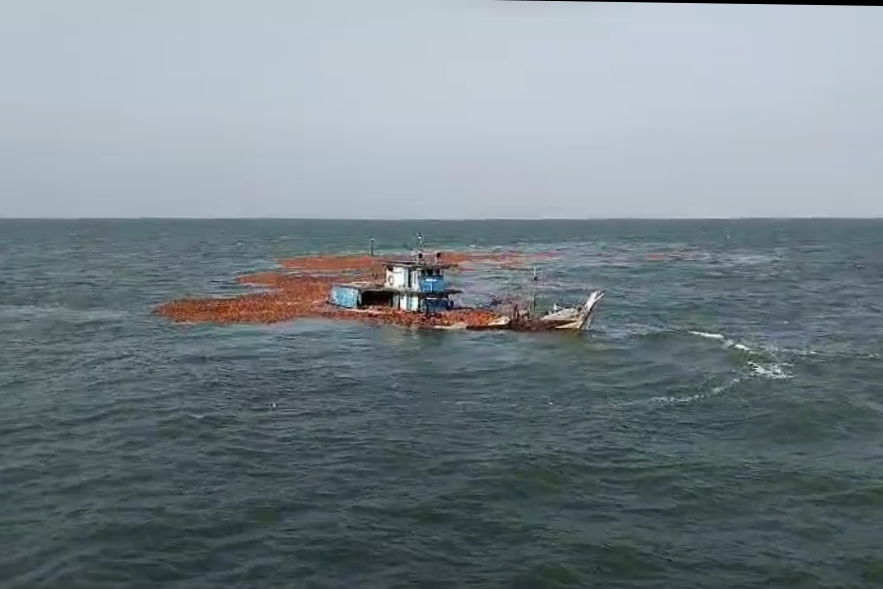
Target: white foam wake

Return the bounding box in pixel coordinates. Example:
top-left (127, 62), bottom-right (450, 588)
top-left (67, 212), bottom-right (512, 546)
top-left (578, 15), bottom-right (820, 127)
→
top-left (687, 330), bottom-right (753, 353)
top-left (612, 377), bottom-right (742, 409)
top-left (688, 330), bottom-right (725, 340)
top-left (747, 361), bottom-right (793, 380)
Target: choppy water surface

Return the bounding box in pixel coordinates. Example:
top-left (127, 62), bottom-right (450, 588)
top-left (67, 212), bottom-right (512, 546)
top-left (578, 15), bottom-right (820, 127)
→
top-left (1, 219), bottom-right (882, 588)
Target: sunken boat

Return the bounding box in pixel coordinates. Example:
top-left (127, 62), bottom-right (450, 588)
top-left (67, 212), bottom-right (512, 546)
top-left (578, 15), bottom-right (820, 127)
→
top-left (326, 249), bottom-right (605, 332)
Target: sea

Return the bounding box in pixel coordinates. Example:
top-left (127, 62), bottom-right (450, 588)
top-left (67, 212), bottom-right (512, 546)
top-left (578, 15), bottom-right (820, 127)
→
top-left (1, 218), bottom-right (882, 589)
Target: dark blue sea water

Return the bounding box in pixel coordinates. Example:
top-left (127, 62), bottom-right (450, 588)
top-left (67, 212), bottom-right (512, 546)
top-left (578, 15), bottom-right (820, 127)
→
top-left (2, 219), bottom-right (882, 588)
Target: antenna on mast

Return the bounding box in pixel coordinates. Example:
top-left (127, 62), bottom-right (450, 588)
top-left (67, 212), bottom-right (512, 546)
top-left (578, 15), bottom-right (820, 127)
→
top-left (413, 232), bottom-right (425, 260)
top-left (530, 266), bottom-right (539, 317)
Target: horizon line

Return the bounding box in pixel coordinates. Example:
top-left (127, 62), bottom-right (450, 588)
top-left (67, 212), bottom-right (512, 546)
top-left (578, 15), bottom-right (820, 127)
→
top-left (1, 216), bottom-right (882, 222)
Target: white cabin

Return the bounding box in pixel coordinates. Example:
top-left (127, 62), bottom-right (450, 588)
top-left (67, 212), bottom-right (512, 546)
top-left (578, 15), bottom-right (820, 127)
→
top-left (382, 258), bottom-right (456, 313)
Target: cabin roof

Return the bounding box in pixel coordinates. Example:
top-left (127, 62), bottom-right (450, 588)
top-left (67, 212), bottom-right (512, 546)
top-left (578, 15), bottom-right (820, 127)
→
top-left (332, 282), bottom-right (461, 296)
top-left (383, 259), bottom-right (454, 270)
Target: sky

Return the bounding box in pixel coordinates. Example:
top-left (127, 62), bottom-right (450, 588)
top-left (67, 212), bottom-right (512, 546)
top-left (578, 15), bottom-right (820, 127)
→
top-left (0, 1), bottom-right (881, 219)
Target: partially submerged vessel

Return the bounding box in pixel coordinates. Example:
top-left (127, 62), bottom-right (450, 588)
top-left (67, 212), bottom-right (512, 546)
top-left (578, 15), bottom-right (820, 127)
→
top-left (154, 237), bottom-right (605, 331)
top-left (326, 250), bottom-right (605, 332)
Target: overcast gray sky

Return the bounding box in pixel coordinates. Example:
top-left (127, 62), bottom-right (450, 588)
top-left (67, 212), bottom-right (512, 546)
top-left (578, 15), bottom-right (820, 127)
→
top-left (1, 1), bottom-right (880, 218)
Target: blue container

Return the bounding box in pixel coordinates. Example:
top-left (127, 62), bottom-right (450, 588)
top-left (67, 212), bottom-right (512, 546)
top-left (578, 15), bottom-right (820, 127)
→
top-left (329, 285), bottom-right (360, 309)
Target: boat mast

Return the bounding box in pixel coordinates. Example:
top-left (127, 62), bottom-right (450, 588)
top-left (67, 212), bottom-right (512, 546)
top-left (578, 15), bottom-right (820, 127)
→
top-left (413, 233), bottom-right (425, 259)
top-left (530, 266), bottom-right (538, 317)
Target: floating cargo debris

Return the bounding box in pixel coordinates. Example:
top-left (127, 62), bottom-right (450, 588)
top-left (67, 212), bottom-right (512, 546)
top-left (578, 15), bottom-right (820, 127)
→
top-left (154, 245), bottom-right (604, 332)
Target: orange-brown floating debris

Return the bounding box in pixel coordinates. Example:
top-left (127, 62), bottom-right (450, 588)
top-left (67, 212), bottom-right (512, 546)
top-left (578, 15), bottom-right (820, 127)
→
top-left (155, 250), bottom-right (564, 329)
top-left (157, 292), bottom-right (302, 324)
top-left (278, 254), bottom-right (384, 273)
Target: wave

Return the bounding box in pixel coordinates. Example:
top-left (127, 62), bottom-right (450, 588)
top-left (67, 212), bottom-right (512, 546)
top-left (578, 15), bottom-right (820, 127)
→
top-left (684, 330), bottom-right (796, 380)
top-left (688, 330), bottom-right (725, 341)
top-left (606, 327), bottom-right (756, 353)
top-left (609, 357), bottom-right (793, 411)
top-left (687, 330), bottom-right (754, 353)
top-left (604, 325), bottom-right (874, 374)
top-left (604, 326), bottom-right (798, 388)
top-left (611, 376), bottom-right (743, 409)
top-left (747, 361), bottom-right (793, 380)
top-left (646, 379), bottom-right (739, 406)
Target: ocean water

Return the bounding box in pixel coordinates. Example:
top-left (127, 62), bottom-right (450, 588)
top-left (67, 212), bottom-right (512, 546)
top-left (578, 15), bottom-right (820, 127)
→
top-left (1, 218), bottom-right (882, 589)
